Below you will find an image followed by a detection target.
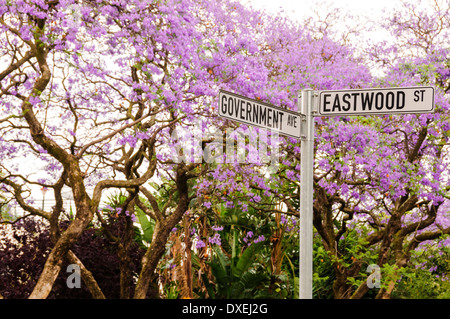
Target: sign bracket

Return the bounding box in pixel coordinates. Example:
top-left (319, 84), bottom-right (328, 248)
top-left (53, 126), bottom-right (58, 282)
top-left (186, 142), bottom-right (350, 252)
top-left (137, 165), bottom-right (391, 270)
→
top-left (299, 115), bottom-right (307, 140)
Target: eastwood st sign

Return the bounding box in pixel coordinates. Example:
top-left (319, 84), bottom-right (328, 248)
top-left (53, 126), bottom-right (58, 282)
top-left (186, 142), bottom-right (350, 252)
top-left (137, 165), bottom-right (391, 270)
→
top-left (318, 86), bottom-right (434, 116)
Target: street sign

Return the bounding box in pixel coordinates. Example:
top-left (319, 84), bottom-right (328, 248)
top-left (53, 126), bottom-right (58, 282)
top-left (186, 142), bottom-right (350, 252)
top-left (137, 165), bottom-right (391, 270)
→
top-left (318, 86), bottom-right (434, 116)
top-left (217, 85), bottom-right (435, 300)
top-left (218, 90), bottom-right (302, 138)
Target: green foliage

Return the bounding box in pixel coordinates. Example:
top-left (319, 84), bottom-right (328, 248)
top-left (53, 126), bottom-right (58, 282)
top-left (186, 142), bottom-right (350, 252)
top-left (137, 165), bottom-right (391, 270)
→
top-left (313, 237), bottom-right (335, 299)
top-left (135, 205), bottom-right (155, 245)
top-left (392, 244), bottom-right (450, 299)
top-left (392, 268), bottom-right (450, 299)
top-left (0, 204), bottom-right (13, 222)
top-left (172, 197), bottom-right (301, 299)
top-left (164, 282), bottom-right (180, 299)
top-left (205, 243), bottom-right (269, 299)
top-left (0, 192), bottom-right (14, 222)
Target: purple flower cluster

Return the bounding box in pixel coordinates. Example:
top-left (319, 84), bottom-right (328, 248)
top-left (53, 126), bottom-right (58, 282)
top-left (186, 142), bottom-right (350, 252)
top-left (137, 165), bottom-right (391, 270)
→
top-left (243, 231), bottom-right (265, 246)
top-left (253, 235), bottom-right (265, 244)
top-left (118, 135), bottom-right (138, 148)
top-left (243, 231), bottom-right (253, 243)
top-left (281, 214), bottom-right (298, 232)
top-left (195, 237), bottom-right (206, 249)
top-left (208, 233), bottom-right (221, 246)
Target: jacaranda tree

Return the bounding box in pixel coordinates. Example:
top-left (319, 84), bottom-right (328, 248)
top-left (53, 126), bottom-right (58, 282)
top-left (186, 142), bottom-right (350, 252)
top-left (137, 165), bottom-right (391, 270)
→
top-left (0, 0), bottom-right (449, 299)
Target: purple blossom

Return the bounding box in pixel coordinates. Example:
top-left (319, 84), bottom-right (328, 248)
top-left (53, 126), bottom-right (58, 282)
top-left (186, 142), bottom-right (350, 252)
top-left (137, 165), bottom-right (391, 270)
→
top-left (254, 235), bottom-right (265, 243)
top-left (286, 170), bottom-right (295, 180)
top-left (196, 238), bottom-right (206, 249)
top-left (252, 195), bottom-right (261, 203)
top-left (118, 135), bottom-right (138, 148)
top-left (136, 131), bottom-right (150, 140)
top-left (28, 96), bottom-right (41, 106)
top-left (208, 233), bottom-right (221, 246)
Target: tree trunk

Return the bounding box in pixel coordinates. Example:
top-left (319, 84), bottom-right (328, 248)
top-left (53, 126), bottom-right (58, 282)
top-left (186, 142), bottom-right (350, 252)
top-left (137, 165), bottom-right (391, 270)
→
top-left (29, 212), bottom-right (92, 298)
top-left (133, 224), bottom-right (172, 299)
top-left (118, 215), bottom-right (135, 299)
top-left (134, 167), bottom-right (189, 299)
top-left (333, 267), bottom-right (352, 299)
top-left (350, 281), bottom-right (369, 299)
top-left (66, 251), bottom-right (106, 299)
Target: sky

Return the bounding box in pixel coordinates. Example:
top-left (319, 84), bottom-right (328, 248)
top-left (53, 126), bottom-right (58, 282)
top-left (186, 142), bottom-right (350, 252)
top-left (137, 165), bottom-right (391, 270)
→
top-left (243, 0), bottom-right (399, 45)
top-left (244, 0), bottom-right (397, 19)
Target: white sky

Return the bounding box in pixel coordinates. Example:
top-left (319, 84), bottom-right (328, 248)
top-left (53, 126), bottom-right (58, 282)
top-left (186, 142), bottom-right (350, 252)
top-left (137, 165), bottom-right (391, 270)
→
top-left (244, 0), bottom-right (399, 45)
top-left (244, 0), bottom-right (397, 19)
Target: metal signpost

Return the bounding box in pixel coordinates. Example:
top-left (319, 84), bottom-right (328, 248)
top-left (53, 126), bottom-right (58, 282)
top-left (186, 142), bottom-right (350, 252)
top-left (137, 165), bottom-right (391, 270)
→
top-left (218, 86), bottom-right (434, 300)
top-left (299, 89), bottom-right (315, 299)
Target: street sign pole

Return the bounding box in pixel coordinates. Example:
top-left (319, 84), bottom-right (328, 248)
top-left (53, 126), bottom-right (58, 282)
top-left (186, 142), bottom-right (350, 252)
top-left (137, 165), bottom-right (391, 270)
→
top-left (299, 89), bottom-right (315, 299)
top-left (218, 85), bottom-right (433, 301)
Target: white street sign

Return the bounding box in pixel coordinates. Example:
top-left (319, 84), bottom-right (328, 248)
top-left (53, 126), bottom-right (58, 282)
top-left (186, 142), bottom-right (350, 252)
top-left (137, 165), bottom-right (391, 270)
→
top-left (318, 86), bottom-right (434, 116)
top-left (218, 90), bottom-right (302, 138)
top-left (218, 85), bottom-right (435, 300)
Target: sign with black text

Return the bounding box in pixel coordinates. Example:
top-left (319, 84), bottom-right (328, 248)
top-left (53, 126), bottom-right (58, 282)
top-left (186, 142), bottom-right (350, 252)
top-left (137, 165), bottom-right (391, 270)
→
top-left (318, 86), bottom-right (434, 116)
top-left (218, 90), bottom-right (302, 138)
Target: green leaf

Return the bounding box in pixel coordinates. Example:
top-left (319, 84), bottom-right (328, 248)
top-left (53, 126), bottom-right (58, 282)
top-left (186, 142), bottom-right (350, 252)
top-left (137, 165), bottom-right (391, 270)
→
top-left (234, 242), bottom-right (263, 279)
top-left (230, 281), bottom-right (245, 298)
top-left (136, 207), bottom-right (154, 243)
top-left (241, 270), bottom-right (268, 290)
top-left (209, 260), bottom-right (228, 296)
top-left (294, 276), bottom-right (299, 299)
top-left (201, 273), bottom-right (216, 299)
top-left (231, 228), bottom-right (237, 260)
top-left (213, 245), bottom-right (230, 271)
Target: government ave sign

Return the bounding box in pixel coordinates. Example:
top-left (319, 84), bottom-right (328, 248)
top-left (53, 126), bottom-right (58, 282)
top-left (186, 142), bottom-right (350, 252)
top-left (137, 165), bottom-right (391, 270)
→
top-left (218, 90), bottom-right (302, 138)
top-left (319, 86), bottom-right (434, 116)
